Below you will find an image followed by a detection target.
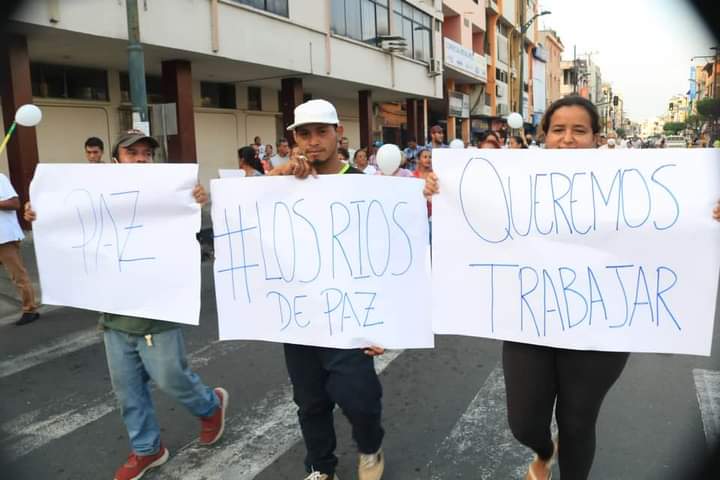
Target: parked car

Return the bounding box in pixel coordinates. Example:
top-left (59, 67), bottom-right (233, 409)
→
top-left (665, 135), bottom-right (687, 148)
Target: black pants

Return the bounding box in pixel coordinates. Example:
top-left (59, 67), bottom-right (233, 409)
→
top-left (283, 344), bottom-right (384, 476)
top-left (502, 341), bottom-right (630, 480)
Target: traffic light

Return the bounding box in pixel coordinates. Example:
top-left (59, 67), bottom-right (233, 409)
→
top-left (613, 96), bottom-right (619, 106)
top-left (669, 102), bottom-right (674, 111)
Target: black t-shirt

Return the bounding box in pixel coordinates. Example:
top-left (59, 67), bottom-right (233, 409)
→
top-left (344, 165), bottom-right (364, 175)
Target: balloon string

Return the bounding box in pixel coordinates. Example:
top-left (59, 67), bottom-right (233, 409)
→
top-left (0, 122), bottom-right (17, 156)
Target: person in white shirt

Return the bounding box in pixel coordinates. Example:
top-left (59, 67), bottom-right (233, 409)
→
top-left (270, 139), bottom-right (291, 168)
top-left (0, 174), bottom-right (39, 325)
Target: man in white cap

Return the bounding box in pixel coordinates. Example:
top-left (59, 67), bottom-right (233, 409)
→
top-left (271, 99), bottom-right (386, 480)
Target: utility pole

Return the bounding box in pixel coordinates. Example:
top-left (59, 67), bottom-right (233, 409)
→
top-left (126, 0), bottom-right (149, 131)
top-left (517, 0), bottom-right (526, 122)
top-left (573, 45), bottom-right (577, 94)
top-left (518, 9), bottom-right (551, 123)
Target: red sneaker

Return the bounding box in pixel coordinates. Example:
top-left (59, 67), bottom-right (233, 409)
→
top-left (199, 387), bottom-right (229, 445)
top-left (114, 446), bottom-right (169, 480)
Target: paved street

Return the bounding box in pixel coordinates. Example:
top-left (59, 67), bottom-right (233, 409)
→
top-left (0, 262), bottom-right (718, 480)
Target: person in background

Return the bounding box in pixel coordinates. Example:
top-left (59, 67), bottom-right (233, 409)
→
top-left (353, 148), bottom-right (377, 175)
top-left (271, 139), bottom-right (291, 168)
top-left (597, 133), bottom-right (608, 147)
top-left (253, 136), bottom-right (265, 160)
top-left (0, 172), bottom-right (40, 326)
top-left (368, 141), bottom-right (382, 166)
top-left (262, 144), bottom-right (274, 172)
top-left (403, 137), bottom-right (421, 171)
top-left (339, 136), bottom-right (356, 163)
top-left (238, 146), bottom-right (265, 176)
top-left (525, 133), bottom-right (535, 147)
top-left (337, 147), bottom-right (350, 162)
top-left (509, 135), bottom-right (528, 149)
top-left (427, 125), bottom-right (447, 149)
top-left (477, 131), bottom-right (501, 149)
top-left (84, 137), bottom-right (105, 163)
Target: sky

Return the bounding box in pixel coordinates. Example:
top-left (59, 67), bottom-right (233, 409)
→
top-left (536, 0), bottom-right (716, 121)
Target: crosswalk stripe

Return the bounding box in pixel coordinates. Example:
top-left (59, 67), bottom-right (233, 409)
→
top-left (0, 339), bottom-right (245, 462)
top-left (153, 349), bottom-right (404, 480)
top-left (427, 364), bottom-right (532, 480)
top-left (693, 368), bottom-right (720, 448)
top-left (0, 327), bottom-right (102, 379)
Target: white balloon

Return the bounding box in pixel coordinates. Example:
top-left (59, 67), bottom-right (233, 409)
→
top-left (375, 144), bottom-right (402, 176)
top-left (506, 112), bottom-right (523, 129)
top-left (15, 104), bottom-right (42, 127)
top-left (449, 138), bottom-right (465, 149)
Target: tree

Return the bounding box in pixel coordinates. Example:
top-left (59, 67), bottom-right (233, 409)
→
top-left (697, 98), bottom-right (720, 141)
top-left (615, 127), bottom-right (626, 138)
top-left (663, 122), bottom-right (686, 134)
top-left (697, 98), bottom-right (720, 120)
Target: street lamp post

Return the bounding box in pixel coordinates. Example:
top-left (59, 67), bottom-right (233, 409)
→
top-left (517, 9), bottom-right (551, 125)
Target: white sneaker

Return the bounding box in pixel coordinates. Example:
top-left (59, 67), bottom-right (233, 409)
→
top-left (303, 472), bottom-right (339, 480)
top-left (358, 448), bottom-right (384, 480)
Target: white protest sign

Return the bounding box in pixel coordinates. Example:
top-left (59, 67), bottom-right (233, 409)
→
top-left (219, 169), bottom-right (246, 178)
top-left (211, 175), bottom-right (432, 349)
top-left (432, 149), bottom-right (720, 355)
top-left (30, 164), bottom-right (202, 325)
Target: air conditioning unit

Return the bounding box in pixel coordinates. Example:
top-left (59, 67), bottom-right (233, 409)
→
top-left (427, 58), bottom-right (442, 77)
top-left (495, 83), bottom-right (506, 97)
top-left (378, 35), bottom-right (408, 53)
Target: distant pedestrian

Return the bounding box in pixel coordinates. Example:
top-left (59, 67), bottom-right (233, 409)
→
top-left (0, 173), bottom-right (39, 326)
top-left (403, 137), bottom-right (421, 171)
top-left (271, 139), bottom-right (291, 168)
top-left (337, 147), bottom-right (350, 162)
top-left (253, 136), bottom-right (266, 159)
top-left (84, 137), bottom-right (104, 163)
top-left (238, 146), bottom-right (265, 176)
top-left (509, 135), bottom-right (527, 149)
top-left (427, 125), bottom-right (447, 149)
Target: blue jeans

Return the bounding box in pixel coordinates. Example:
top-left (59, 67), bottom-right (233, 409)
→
top-left (104, 328), bottom-right (219, 455)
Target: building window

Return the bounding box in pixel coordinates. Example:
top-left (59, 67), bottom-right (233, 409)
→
top-left (31, 63), bottom-right (108, 101)
top-left (332, 0), bottom-right (390, 46)
top-left (201, 82), bottom-right (237, 109)
top-left (119, 73), bottom-right (163, 104)
top-left (248, 86), bottom-right (262, 111)
top-left (392, 0), bottom-right (432, 62)
top-left (228, 0), bottom-right (288, 17)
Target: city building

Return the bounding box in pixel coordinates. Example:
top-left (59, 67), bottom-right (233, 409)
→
top-left (432, 0), bottom-right (488, 144)
top-left (1, 0), bottom-right (444, 197)
top-left (538, 29), bottom-right (563, 107)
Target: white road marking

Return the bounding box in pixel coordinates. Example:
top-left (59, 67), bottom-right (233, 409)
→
top-left (154, 349), bottom-right (404, 480)
top-left (693, 368), bottom-right (720, 449)
top-left (427, 364), bottom-right (555, 480)
top-left (0, 327), bottom-right (102, 379)
top-left (1, 340), bottom-right (243, 462)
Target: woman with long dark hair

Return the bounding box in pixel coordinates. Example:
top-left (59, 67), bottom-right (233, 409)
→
top-left (238, 146), bottom-right (265, 176)
top-left (423, 95), bottom-right (720, 480)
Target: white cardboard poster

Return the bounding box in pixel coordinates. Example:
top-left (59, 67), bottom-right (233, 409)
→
top-left (30, 164), bottom-right (202, 325)
top-left (431, 148), bottom-right (720, 356)
top-left (211, 174), bottom-right (433, 349)
top-left (218, 169), bottom-right (246, 178)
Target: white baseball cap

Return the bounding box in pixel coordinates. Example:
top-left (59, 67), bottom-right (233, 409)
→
top-left (287, 99), bottom-right (340, 130)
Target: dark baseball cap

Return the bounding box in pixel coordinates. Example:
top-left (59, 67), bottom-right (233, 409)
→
top-left (113, 129), bottom-right (159, 153)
